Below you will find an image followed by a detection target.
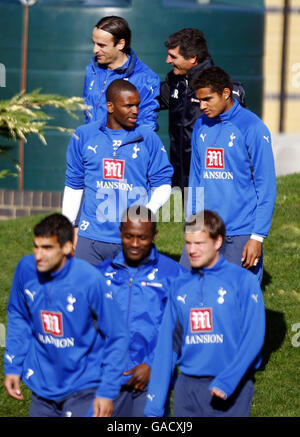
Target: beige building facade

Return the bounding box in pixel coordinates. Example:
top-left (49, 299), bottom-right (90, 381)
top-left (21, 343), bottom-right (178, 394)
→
top-left (263, 0), bottom-right (300, 133)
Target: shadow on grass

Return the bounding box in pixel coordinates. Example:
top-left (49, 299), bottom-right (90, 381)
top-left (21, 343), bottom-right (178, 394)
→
top-left (260, 268), bottom-right (287, 370)
top-left (260, 308), bottom-right (286, 371)
top-left (261, 269), bottom-right (272, 291)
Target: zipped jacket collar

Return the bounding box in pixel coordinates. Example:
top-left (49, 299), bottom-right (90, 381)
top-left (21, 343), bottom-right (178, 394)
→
top-left (91, 49), bottom-right (137, 76)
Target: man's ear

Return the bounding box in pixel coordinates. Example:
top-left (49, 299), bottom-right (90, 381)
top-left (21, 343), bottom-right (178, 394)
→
top-left (223, 87), bottom-right (231, 101)
top-left (215, 234), bottom-right (223, 252)
top-left (116, 38), bottom-right (126, 52)
top-left (189, 56), bottom-right (198, 67)
top-left (62, 241), bottom-right (73, 256)
top-left (106, 101), bottom-right (114, 114)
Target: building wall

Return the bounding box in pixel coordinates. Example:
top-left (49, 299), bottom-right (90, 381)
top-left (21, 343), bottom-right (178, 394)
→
top-left (0, 0), bottom-right (265, 191)
top-left (263, 0), bottom-right (300, 133)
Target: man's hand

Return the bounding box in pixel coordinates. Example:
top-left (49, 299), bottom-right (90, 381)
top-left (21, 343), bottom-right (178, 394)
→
top-left (93, 397), bottom-right (114, 417)
top-left (123, 363), bottom-right (151, 391)
top-left (211, 387), bottom-right (226, 400)
top-left (241, 239), bottom-right (262, 269)
top-left (4, 374), bottom-right (24, 400)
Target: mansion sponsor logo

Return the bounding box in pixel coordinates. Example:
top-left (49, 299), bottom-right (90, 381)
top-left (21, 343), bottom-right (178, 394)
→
top-left (96, 180), bottom-right (134, 191)
top-left (190, 308), bottom-right (213, 333)
top-left (103, 158), bottom-right (125, 180)
top-left (40, 310), bottom-right (63, 337)
top-left (39, 311), bottom-right (75, 348)
top-left (185, 334), bottom-right (224, 345)
top-left (204, 147), bottom-right (234, 179)
top-left (38, 333), bottom-right (75, 349)
top-left (205, 148), bottom-right (225, 169)
top-left (187, 308), bottom-right (224, 345)
top-left (203, 170), bottom-right (234, 180)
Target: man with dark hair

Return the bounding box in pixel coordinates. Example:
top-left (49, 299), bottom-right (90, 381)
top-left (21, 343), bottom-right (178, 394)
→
top-left (33, 212), bottom-right (74, 249)
top-left (83, 15), bottom-right (160, 129)
top-left (181, 66), bottom-right (276, 282)
top-left (144, 210), bottom-right (266, 417)
top-left (160, 28), bottom-right (245, 192)
top-left (4, 213), bottom-right (128, 417)
top-left (96, 205), bottom-right (186, 416)
top-left (62, 80), bottom-right (173, 266)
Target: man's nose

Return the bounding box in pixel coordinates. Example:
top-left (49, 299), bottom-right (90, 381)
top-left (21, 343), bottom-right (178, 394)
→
top-left (200, 101), bottom-right (207, 110)
top-left (166, 55), bottom-right (172, 64)
top-left (34, 248), bottom-right (42, 259)
top-left (93, 43), bottom-right (99, 54)
top-left (131, 237), bottom-right (139, 247)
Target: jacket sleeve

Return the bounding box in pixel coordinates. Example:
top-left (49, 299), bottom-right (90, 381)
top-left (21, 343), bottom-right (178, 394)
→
top-left (209, 273), bottom-right (266, 398)
top-left (64, 128), bottom-right (85, 190)
top-left (83, 64), bottom-right (95, 124)
top-left (186, 120), bottom-right (203, 218)
top-left (144, 292), bottom-right (180, 417)
top-left (146, 131), bottom-right (174, 188)
top-left (88, 279), bottom-right (129, 400)
top-left (245, 122), bottom-right (277, 237)
top-left (158, 79), bottom-right (170, 110)
top-left (137, 75), bottom-right (160, 131)
top-left (4, 261), bottom-right (32, 376)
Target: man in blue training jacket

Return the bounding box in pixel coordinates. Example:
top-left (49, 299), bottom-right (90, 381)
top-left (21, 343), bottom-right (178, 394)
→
top-left (96, 205), bottom-right (186, 417)
top-left (83, 15), bottom-right (160, 130)
top-left (4, 213), bottom-right (128, 417)
top-left (62, 79), bottom-right (173, 266)
top-left (75, 16), bottom-right (160, 243)
top-left (144, 210), bottom-right (266, 417)
top-left (181, 66), bottom-right (276, 282)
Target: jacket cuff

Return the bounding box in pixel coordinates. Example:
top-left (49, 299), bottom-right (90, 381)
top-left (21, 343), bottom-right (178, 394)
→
top-left (250, 234), bottom-right (264, 243)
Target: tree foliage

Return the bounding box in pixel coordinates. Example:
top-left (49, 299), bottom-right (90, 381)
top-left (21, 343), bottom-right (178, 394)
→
top-left (0, 89), bottom-right (87, 178)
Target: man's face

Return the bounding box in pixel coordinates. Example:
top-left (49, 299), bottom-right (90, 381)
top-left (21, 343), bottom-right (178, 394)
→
top-left (120, 218), bottom-right (157, 267)
top-left (33, 235), bottom-right (71, 274)
top-left (196, 87), bottom-right (232, 118)
top-left (92, 27), bottom-right (125, 69)
top-left (166, 45), bottom-right (196, 75)
top-left (185, 230), bottom-right (222, 269)
top-left (107, 89), bottom-right (140, 129)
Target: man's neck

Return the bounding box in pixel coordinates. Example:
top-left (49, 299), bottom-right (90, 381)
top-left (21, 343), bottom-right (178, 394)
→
top-left (222, 98), bottom-right (235, 115)
top-left (107, 52), bottom-right (129, 71)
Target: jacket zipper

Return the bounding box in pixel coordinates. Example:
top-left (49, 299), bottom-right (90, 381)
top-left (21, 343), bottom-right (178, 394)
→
top-left (127, 277), bottom-right (133, 328)
top-left (198, 271), bottom-right (205, 306)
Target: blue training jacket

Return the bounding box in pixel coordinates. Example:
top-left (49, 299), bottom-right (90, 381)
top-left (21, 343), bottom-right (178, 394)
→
top-left (144, 254), bottom-right (266, 417)
top-left (96, 246), bottom-right (186, 386)
top-left (187, 100), bottom-right (276, 237)
top-left (65, 122), bottom-right (173, 244)
top-left (83, 50), bottom-right (160, 129)
top-left (4, 255), bottom-right (129, 401)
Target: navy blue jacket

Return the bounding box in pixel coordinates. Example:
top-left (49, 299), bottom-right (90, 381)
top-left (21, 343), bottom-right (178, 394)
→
top-left (160, 56), bottom-right (245, 191)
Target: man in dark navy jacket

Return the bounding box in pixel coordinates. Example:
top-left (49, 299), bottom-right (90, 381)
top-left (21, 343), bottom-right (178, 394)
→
top-left (160, 28), bottom-right (245, 193)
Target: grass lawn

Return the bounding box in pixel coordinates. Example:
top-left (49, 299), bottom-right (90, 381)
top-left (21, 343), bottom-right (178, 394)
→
top-left (0, 173), bottom-right (299, 417)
